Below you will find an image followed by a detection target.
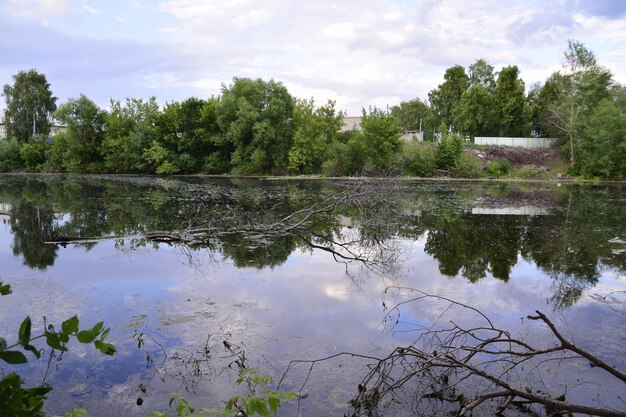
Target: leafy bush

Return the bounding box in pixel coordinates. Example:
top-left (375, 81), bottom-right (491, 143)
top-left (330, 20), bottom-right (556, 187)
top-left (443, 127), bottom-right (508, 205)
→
top-left (515, 166), bottom-right (546, 179)
top-left (435, 133), bottom-right (463, 170)
top-left (19, 136), bottom-right (49, 172)
top-left (450, 152), bottom-right (483, 178)
top-left (0, 138), bottom-right (23, 172)
top-left (322, 142), bottom-right (357, 176)
top-left (486, 158), bottom-right (512, 177)
top-left (404, 144), bottom-right (437, 177)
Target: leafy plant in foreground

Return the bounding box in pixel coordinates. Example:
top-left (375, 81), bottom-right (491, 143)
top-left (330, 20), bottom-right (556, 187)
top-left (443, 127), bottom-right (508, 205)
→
top-left (148, 368), bottom-right (297, 417)
top-left (0, 279), bottom-right (116, 417)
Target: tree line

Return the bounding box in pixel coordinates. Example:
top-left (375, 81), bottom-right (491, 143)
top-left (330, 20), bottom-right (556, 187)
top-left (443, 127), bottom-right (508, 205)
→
top-left (1, 40), bottom-right (624, 179)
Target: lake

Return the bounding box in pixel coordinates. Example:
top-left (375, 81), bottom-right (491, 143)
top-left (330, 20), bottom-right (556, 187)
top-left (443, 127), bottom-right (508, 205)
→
top-left (0, 175), bottom-right (624, 416)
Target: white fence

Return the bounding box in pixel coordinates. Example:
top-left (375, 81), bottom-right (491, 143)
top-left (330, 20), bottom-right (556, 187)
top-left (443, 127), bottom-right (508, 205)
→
top-left (474, 137), bottom-right (555, 148)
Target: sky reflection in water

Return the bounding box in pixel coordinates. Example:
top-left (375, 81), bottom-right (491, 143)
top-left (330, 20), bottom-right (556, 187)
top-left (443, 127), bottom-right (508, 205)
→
top-left (0, 176), bottom-right (624, 416)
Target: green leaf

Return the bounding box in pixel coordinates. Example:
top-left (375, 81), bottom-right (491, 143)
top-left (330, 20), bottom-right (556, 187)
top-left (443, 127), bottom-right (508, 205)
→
top-left (0, 337), bottom-right (7, 351)
top-left (45, 331), bottom-right (67, 352)
top-left (90, 321), bottom-right (104, 334)
top-left (18, 316), bottom-right (32, 347)
top-left (0, 350), bottom-right (28, 364)
top-left (0, 281), bottom-right (11, 295)
top-left (77, 321), bottom-right (104, 343)
top-left (66, 407), bottom-right (88, 417)
top-left (251, 398), bottom-right (270, 417)
top-left (76, 330), bottom-right (96, 343)
top-left (61, 316), bottom-right (79, 335)
top-left (25, 344), bottom-right (41, 359)
top-left (268, 395), bottom-right (280, 414)
top-left (100, 327), bottom-right (110, 341)
top-left (94, 340), bottom-right (116, 356)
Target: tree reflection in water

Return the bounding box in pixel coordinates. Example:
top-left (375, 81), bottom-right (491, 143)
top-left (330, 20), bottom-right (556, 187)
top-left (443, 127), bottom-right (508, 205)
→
top-left (1, 176), bottom-right (624, 308)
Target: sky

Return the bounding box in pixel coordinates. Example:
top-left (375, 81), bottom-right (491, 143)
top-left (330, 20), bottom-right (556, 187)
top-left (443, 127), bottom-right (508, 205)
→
top-left (0, 0), bottom-right (625, 115)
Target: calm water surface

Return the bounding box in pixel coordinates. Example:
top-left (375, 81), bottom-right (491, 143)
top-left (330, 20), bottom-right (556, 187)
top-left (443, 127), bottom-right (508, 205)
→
top-left (0, 176), bottom-right (624, 416)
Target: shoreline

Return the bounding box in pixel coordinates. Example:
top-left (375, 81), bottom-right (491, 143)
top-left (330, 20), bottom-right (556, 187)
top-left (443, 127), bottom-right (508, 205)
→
top-left (1, 171), bottom-right (625, 184)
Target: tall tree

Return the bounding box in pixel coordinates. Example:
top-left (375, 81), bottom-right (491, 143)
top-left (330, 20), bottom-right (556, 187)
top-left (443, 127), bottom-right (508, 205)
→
top-left (390, 98), bottom-right (434, 139)
top-left (217, 78), bottom-right (295, 174)
top-left (428, 65), bottom-right (469, 132)
top-left (546, 40), bottom-right (613, 167)
top-left (2, 69), bottom-right (57, 143)
top-left (102, 97), bottom-right (160, 173)
top-left (288, 99), bottom-right (343, 174)
top-left (468, 58), bottom-right (495, 90)
top-left (455, 85), bottom-right (498, 138)
top-left (53, 95), bottom-right (107, 172)
top-left (493, 65), bottom-right (528, 137)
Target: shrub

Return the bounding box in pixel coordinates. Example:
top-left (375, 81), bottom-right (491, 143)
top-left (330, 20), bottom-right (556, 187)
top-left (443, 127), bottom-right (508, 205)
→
top-left (404, 144), bottom-right (437, 177)
top-left (322, 142), bottom-right (356, 176)
top-left (19, 136), bottom-right (49, 172)
top-left (516, 166), bottom-right (546, 179)
top-left (435, 133), bottom-right (463, 170)
top-left (0, 138), bottom-right (23, 172)
top-left (486, 158), bottom-right (512, 177)
top-left (451, 152), bottom-right (483, 178)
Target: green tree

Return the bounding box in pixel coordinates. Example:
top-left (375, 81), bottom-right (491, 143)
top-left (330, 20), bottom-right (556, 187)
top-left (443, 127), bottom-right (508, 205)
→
top-left (455, 85), bottom-right (497, 138)
top-left (428, 65), bottom-right (469, 132)
top-left (53, 95), bottom-right (107, 172)
top-left (351, 107), bottom-right (401, 173)
top-left (577, 98), bottom-right (626, 179)
top-left (2, 69), bottom-right (57, 143)
top-left (102, 97), bottom-right (160, 173)
top-left (390, 98), bottom-right (434, 139)
top-left (468, 58), bottom-right (496, 90)
top-left (493, 65), bottom-right (528, 137)
top-left (145, 97), bottom-right (218, 174)
top-left (217, 78), bottom-right (295, 174)
top-left (546, 40), bottom-right (613, 168)
top-left (287, 99), bottom-right (343, 174)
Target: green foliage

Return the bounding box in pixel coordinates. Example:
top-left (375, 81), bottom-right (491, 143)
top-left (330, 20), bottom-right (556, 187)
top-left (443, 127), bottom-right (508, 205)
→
top-left (543, 40), bottom-right (613, 168)
top-left (450, 152), bottom-right (483, 178)
top-left (493, 65), bottom-right (528, 137)
top-left (2, 69), bottom-right (57, 143)
top-left (321, 141), bottom-right (358, 176)
top-left (53, 95), bottom-right (107, 173)
top-left (288, 99), bottom-right (343, 174)
top-left (435, 133), bottom-right (463, 170)
top-left (0, 137), bottom-right (23, 172)
top-left (428, 65), bottom-right (469, 131)
top-left (148, 97), bottom-right (220, 174)
top-left (351, 107), bottom-right (401, 174)
top-left (577, 98), bottom-right (626, 179)
top-left (468, 58), bottom-right (496, 90)
top-left (148, 369), bottom-right (296, 417)
top-left (515, 166), bottom-right (546, 179)
top-left (390, 98), bottom-right (434, 139)
top-left (55, 408), bottom-right (89, 417)
top-left (403, 143), bottom-right (437, 177)
top-left (456, 85), bottom-right (497, 138)
top-left (0, 279), bottom-right (115, 417)
top-left (218, 78), bottom-right (294, 174)
top-left (144, 141), bottom-right (180, 174)
top-left (19, 136), bottom-right (49, 172)
top-left (102, 97), bottom-right (160, 173)
top-left (486, 158), bottom-right (512, 177)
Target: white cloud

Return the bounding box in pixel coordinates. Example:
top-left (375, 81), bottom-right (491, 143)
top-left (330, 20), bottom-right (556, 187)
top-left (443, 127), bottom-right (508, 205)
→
top-left (1, 0), bottom-right (625, 113)
top-left (5, 0), bottom-right (70, 24)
